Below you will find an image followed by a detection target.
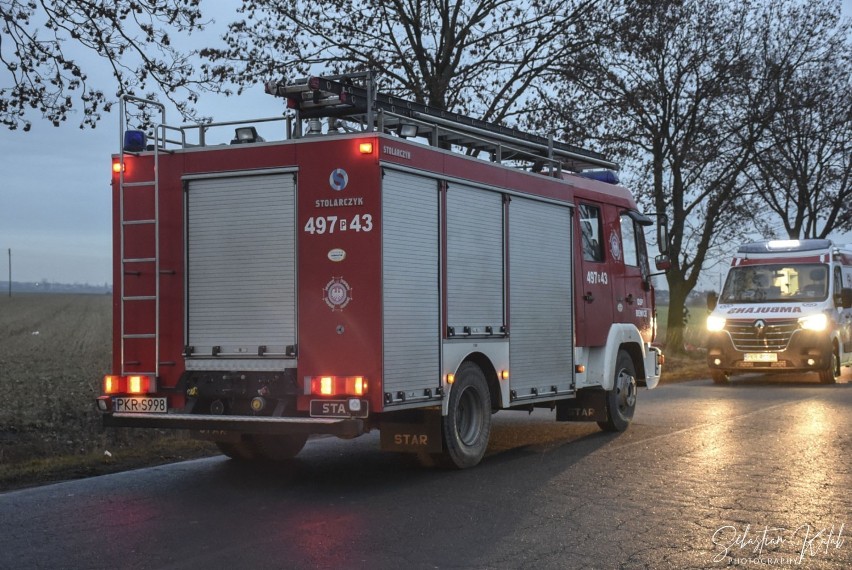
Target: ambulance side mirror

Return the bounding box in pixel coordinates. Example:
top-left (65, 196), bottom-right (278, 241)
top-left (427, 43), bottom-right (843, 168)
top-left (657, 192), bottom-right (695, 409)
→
top-left (707, 291), bottom-right (718, 311)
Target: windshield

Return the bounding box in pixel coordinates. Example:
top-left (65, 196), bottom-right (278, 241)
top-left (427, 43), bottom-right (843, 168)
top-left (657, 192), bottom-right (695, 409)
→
top-left (720, 264), bottom-right (828, 303)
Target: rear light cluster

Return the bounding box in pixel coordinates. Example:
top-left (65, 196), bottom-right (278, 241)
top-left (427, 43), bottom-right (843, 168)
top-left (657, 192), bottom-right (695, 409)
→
top-left (310, 376), bottom-right (367, 397)
top-left (103, 374), bottom-right (156, 395)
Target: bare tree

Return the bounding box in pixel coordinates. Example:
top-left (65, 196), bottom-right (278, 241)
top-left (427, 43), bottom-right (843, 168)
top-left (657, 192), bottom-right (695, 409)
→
top-left (748, 22), bottom-right (852, 239)
top-left (546, 0), bottom-right (848, 353)
top-left (0, 0), bottom-right (208, 131)
top-left (202, 0), bottom-right (603, 123)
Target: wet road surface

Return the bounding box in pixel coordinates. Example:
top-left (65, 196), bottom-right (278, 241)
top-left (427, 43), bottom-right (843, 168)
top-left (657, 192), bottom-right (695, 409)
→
top-left (2, 373), bottom-right (850, 569)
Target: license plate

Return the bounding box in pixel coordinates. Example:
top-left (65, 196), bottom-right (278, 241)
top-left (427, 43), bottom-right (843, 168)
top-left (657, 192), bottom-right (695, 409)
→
top-left (310, 399), bottom-right (369, 418)
top-left (744, 353), bottom-right (778, 362)
top-left (113, 397), bottom-right (167, 413)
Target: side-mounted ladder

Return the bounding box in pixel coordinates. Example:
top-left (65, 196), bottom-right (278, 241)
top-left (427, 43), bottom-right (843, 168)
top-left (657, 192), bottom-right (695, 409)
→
top-left (116, 95), bottom-right (165, 380)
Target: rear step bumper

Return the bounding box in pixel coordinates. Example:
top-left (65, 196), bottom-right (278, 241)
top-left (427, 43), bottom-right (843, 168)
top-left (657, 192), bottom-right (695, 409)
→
top-left (103, 412), bottom-right (366, 438)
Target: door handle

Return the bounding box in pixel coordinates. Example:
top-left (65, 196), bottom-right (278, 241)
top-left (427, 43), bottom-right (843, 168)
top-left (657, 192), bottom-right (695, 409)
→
top-left (583, 292), bottom-right (594, 302)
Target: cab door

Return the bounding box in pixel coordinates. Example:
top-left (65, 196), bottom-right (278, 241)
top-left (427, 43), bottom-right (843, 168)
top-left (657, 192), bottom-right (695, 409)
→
top-left (575, 202), bottom-right (613, 347)
top-left (612, 211), bottom-right (655, 343)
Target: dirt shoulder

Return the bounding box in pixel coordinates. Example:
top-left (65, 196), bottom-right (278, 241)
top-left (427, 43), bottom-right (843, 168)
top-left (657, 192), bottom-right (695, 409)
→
top-left (0, 434), bottom-right (219, 492)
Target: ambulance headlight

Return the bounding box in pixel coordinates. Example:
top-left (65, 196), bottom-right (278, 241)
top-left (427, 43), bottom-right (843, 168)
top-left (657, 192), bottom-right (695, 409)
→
top-left (799, 313), bottom-right (828, 331)
top-left (706, 315), bottom-right (726, 332)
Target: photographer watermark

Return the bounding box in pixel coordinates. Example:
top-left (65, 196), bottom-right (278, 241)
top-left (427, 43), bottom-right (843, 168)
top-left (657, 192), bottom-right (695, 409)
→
top-left (712, 523), bottom-right (846, 565)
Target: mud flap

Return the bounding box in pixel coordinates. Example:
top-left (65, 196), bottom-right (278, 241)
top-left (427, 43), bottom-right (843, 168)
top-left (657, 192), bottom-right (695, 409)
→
top-left (380, 409), bottom-right (443, 453)
top-left (192, 429), bottom-right (242, 443)
top-left (555, 388), bottom-right (608, 422)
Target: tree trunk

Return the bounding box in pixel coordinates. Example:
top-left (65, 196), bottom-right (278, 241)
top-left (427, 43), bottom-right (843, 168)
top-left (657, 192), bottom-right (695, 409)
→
top-left (665, 281), bottom-right (691, 356)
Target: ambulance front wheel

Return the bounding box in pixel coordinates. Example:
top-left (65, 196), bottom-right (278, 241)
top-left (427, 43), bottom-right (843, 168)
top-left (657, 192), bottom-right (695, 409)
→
top-left (818, 346), bottom-right (839, 384)
top-left (597, 350), bottom-right (637, 432)
top-left (711, 371), bottom-right (732, 385)
top-left (439, 362), bottom-right (492, 469)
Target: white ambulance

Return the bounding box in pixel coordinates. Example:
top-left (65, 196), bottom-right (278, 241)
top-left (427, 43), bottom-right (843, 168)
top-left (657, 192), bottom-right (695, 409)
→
top-left (706, 239), bottom-right (852, 384)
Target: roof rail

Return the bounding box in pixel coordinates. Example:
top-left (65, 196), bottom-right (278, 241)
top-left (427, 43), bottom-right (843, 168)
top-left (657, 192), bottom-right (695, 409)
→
top-left (265, 72), bottom-right (617, 173)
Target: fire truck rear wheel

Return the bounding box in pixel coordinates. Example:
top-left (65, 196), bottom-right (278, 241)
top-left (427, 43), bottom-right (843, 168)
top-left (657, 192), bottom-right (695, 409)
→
top-left (597, 350), bottom-right (637, 432)
top-left (215, 438), bottom-right (257, 461)
top-left (439, 362), bottom-right (492, 469)
top-left (249, 434), bottom-right (309, 461)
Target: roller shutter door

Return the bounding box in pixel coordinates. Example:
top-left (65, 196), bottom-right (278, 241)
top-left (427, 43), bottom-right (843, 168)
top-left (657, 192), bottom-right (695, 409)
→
top-left (446, 183), bottom-right (504, 331)
top-left (382, 170), bottom-right (440, 400)
top-left (508, 197), bottom-right (574, 395)
top-left (186, 173), bottom-right (296, 357)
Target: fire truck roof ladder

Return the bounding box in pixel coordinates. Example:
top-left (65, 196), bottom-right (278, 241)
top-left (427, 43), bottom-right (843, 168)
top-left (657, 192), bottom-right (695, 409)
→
top-left (117, 95), bottom-right (168, 380)
top-left (265, 72), bottom-right (618, 173)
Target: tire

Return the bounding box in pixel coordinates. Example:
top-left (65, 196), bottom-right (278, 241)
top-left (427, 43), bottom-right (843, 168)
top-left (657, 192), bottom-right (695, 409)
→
top-left (438, 362), bottom-right (492, 469)
top-left (818, 348), bottom-right (839, 384)
top-left (249, 434), bottom-right (308, 461)
top-left (711, 371), bottom-right (732, 385)
top-left (215, 438), bottom-right (257, 461)
top-left (597, 350), bottom-right (637, 432)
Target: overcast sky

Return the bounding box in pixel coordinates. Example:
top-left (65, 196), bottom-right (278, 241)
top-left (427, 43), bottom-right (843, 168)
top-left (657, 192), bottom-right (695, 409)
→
top-left (1, 1), bottom-right (851, 285)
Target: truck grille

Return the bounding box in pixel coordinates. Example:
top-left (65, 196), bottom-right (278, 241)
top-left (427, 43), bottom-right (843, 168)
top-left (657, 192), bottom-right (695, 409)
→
top-left (725, 319), bottom-right (798, 351)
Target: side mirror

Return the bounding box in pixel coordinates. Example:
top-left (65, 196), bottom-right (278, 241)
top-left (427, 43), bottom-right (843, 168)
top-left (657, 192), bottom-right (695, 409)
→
top-left (841, 288), bottom-right (852, 309)
top-left (707, 291), bottom-right (718, 311)
top-left (657, 222), bottom-right (669, 256)
top-left (654, 254), bottom-right (671, 272)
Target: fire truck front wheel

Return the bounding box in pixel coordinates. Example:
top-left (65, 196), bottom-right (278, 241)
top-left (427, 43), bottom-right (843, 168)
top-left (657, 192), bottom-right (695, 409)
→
top-left (440, 362), bottom-right (492, 469)
top-left (597, 350), bottom-right (637, 432)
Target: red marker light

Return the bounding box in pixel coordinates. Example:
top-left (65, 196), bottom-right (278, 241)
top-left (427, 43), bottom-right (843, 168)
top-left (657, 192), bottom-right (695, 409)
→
top-left (359, 141), bottom-right (374, 154)
top-left (346, 376), bottom-right (367, 396)
top-left (103, 375), bottom-right (122, 394)
top-left (112, 161), bottom-right (124, 173)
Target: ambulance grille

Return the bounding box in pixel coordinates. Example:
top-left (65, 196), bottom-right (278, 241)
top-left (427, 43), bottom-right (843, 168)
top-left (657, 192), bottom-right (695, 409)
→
top-left (726, 319), bottom-right (798, 352)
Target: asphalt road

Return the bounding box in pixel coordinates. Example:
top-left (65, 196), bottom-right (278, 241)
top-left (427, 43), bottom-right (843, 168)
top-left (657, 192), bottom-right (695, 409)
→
top-left (2, 374), bottom-right (850, 570)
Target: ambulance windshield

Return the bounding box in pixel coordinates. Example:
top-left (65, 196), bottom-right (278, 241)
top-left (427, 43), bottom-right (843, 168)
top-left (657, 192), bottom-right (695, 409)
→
top-left (719, 264), bottom-right (828, 303)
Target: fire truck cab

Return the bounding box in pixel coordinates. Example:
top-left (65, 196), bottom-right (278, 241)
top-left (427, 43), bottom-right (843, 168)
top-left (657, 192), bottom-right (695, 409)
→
top-left (706, 239), bottom-right (852, 384)
top-left (97, 73), bottom-right (667, 468)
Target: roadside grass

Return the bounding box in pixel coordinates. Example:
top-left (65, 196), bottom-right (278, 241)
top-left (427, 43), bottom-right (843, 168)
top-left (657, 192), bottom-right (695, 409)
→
top-left (0, 436), bottom-right (216, 491)
top-left (0, 294), bottom-right (710, 492)
top-left (655, 304), bottom-right (711, 384)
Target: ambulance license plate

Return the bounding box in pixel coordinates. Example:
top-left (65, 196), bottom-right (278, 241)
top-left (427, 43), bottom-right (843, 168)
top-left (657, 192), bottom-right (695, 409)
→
top-left (310, 399), bottom-right (369, 419)
top-left (113, 397), bottom-right (167, 413)
top-left (744, 353), bottom-right (777, 363)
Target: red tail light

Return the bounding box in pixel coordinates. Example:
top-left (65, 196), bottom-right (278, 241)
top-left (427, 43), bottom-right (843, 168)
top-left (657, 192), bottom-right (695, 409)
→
top-left (310, 376), bottom-right (368, 397)
top-left (127, 375), bottom-right (151, 394)
top-left (102, 374), bottom-right (155, 395)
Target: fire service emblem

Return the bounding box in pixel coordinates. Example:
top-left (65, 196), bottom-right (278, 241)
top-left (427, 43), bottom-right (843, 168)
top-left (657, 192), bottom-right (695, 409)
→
top-left (609, 230), bottom-right (622, 261)
top-left (323, 277), bottom-right (352, 311)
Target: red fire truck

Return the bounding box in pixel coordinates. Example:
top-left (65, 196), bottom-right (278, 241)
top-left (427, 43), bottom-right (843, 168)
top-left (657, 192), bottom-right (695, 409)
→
top-left (96, 73), bottom-right (668, 468)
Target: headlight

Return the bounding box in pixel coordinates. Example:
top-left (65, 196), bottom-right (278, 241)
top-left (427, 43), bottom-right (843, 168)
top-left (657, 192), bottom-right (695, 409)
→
top-left (799, 313), bottom-right (828, 331)
top-left (706, 315), bottom-right (726, 332)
